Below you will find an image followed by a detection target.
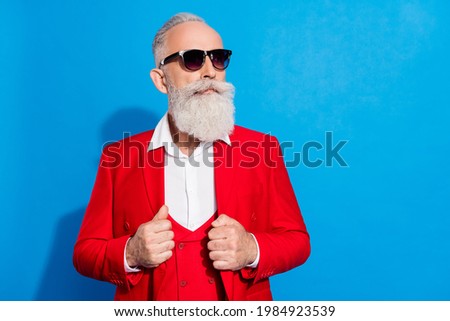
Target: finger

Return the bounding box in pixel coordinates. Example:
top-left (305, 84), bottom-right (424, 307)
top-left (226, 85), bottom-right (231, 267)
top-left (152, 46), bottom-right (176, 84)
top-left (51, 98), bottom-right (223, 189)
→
top-left (148, 230), bottom-right (174, 244)
top-left (209, 225), bottom-right (239, 240)
top-left (158, 239), bottom-right (175, 252)
top-left (212, 260), bottom-right (231, 270)
top-left (211, 214), bottom-right (231, 227)
top-left (149, 241), bottom-right (174, 258)
top-left (157, 249), bottom-right (173, 263)
top-left (152, 205), bottom-right (169, 221)
top-left (146, 219), bottom-right (172, 233)
top-left (145, 239), bottom-right (174, 255)
top-left (208, 226), bottom-right (230, 240)
top-left (209, 250), bottom-right (229, 262)
top-left (207, 239), bottom-right (228, 251)
top-left (143, 249), bottom-right (173, 268)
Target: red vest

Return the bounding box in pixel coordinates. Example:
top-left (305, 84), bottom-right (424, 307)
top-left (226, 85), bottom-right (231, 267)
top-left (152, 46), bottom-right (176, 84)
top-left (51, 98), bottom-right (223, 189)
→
top-left (152, 214), bottom-right (226, 300)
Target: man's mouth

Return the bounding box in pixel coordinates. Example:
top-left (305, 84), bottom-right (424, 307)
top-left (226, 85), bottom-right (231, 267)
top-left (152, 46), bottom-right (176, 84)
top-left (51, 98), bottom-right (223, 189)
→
top-left (195, 88), bottom-right (218, 95)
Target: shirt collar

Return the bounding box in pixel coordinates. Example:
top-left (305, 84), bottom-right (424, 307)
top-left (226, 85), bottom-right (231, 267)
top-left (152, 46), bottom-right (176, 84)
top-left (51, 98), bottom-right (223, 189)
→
top-left (148, 113), bottom-right (231, 154)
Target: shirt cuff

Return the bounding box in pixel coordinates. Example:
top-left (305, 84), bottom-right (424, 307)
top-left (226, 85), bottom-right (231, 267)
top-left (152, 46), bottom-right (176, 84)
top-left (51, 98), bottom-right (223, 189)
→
top-left (246, 233), bottom-right (260, 268)
top-left (124, 237), bottom-right (141, 273)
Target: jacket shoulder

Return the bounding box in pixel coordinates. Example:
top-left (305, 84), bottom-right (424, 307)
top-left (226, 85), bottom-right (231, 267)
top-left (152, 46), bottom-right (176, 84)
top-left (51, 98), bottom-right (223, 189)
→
top-left (103, 130), bottom-right (155, 151)
top-left (231, 125), bottom-right (278, 143)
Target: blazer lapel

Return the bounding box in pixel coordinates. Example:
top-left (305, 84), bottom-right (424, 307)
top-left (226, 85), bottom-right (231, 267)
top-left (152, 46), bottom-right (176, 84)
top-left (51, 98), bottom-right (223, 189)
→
top-left (214, 140), bottom-right (237, 300)
top-left (214, 140), bottom-right (237, 217)
top-left (141, 146), bottom-right (165, 217)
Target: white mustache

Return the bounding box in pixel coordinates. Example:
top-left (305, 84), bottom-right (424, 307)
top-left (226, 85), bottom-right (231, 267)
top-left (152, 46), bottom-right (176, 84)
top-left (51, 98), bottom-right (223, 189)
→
top-left (179, 79), bottom-right (235, 97)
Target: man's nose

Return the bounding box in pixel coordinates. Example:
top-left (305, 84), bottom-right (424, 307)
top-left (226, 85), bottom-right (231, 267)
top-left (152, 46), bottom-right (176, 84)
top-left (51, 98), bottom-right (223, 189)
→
top-left (200, 56), bottom-right (216, 79)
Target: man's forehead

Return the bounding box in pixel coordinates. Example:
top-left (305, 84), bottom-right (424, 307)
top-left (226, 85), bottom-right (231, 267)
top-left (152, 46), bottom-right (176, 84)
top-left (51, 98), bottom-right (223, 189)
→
top-left (165, 21), bottom-right (224, 53)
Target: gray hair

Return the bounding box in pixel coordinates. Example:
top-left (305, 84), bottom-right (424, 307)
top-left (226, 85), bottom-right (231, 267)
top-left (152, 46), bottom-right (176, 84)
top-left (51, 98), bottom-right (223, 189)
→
top-left (152, 13), bottom-right (205, 67)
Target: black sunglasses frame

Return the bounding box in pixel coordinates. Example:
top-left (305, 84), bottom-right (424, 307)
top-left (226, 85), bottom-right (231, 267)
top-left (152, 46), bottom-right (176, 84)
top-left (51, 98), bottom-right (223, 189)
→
top-left (159, 49), bottom-right (232, 71)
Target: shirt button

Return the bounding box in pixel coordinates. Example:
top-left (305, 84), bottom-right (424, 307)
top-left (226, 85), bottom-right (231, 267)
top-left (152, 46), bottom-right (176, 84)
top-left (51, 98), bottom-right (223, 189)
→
top-left (178, 243), bottom-right (185, 250)
top-left (180, 280), bottom-right (187, 287)
top-left (208, 278), bottom-right (215, 284)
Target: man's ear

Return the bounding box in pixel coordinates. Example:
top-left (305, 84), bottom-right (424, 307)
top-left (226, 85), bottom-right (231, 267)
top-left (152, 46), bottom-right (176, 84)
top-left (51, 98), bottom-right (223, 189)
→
top-left (150, 68), bottom-right (168, 94)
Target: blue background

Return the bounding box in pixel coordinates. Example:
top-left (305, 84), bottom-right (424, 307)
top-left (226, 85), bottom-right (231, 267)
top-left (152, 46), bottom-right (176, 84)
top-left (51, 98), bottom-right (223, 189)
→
top-left (1, 0), bottom-right (449, 300)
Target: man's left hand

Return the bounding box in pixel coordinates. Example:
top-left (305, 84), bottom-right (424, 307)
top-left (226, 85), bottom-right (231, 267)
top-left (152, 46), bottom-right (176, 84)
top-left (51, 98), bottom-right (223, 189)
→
top-left (207, 214), bottom-right (257, 271)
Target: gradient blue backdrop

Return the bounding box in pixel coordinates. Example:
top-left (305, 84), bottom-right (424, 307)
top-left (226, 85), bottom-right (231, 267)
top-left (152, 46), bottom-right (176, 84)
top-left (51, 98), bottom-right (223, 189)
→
top-left (1, 0), bottom-right (449, 300)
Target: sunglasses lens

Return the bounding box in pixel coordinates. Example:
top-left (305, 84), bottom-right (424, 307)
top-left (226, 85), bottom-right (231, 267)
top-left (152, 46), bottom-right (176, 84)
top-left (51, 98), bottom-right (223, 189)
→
top-left (183, 50), bottom-right (205, 71)
top-left (211, 50), bottom-right (231, 70)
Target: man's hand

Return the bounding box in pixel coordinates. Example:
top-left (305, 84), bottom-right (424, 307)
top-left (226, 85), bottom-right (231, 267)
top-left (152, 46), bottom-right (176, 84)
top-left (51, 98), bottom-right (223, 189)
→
top-left (126, 205), bottom-right (174, 268)
top-left (207, 214), bottom-right (257, 271)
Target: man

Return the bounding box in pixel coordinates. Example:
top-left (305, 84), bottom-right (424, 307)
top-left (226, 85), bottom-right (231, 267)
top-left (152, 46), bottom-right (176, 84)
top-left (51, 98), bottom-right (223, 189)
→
top-left (73, 12), bottom-right (310, 301)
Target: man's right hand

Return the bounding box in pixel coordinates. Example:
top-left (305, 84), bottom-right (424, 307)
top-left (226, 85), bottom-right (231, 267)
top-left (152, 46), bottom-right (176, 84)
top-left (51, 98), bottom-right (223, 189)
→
top-left (126, 205), bottom-right (174, 268)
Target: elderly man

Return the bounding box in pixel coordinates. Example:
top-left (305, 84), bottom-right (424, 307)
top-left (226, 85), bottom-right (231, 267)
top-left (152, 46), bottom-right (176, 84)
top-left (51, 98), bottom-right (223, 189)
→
top-left (73, 12), bottom-right (310, 301)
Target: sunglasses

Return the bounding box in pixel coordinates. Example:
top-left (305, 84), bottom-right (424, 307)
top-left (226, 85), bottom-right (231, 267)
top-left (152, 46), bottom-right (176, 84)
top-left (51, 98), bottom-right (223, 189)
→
top-left (159, 49), bottom-right (232, 71)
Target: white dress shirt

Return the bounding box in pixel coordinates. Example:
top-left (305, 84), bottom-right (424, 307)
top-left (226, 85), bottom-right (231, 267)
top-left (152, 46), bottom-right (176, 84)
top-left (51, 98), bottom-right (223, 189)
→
top-left (124, 113), bottom-right (259, 271)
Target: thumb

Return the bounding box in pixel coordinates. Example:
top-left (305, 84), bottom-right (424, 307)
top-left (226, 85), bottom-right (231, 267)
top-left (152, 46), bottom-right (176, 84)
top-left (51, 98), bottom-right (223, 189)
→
top-left (211, 214), bottom-right (232, 227)
top-left (152, 205), bottom-right (169, 221)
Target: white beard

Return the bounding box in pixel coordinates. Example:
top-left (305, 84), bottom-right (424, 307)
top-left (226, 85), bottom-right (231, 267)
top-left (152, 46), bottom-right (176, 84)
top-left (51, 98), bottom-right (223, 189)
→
top-left (167, 79), bottom-right (235, 142)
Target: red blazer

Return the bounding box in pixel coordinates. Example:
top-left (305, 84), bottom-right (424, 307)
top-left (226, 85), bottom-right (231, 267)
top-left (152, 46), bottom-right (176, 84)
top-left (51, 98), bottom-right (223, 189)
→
top-left (73, 125), bottom-right (310, 300)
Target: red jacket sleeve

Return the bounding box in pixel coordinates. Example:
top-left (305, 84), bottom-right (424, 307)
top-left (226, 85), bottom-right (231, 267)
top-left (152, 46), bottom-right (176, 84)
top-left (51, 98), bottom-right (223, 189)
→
top-left (242, 136), bottom-right (311, 282)
top-left (73, 146), bottom-right (143, 290)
